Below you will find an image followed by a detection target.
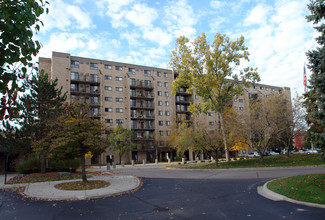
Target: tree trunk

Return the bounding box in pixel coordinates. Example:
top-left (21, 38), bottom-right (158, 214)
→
top-left (215, 149), bottom-right (219, 166)
top-left (219, 113), bottom-right (230, 162)
top-left (285, 144), bottom-right (290, 158)
top-left (80, 150), bottom-right (87, 183)
top-left (259, 155), bottom-right (264, 165)
top-left (40, 154), bottom-right (46, 173)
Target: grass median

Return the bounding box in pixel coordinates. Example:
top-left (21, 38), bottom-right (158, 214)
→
top-left (267, 174), bottom-right (325, 205)
top-left (171, 154), bottom-right (325, 169)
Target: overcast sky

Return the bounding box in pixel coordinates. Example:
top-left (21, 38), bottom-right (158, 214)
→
top-left (35, 0), bottom-right (317, 96)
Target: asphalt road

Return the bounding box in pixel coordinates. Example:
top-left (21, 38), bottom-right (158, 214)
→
top-left (1, 165), bottom-right (324, 220)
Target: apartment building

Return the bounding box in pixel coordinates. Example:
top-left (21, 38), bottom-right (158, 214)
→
top-left (39, 52), bottom-right (291, 164)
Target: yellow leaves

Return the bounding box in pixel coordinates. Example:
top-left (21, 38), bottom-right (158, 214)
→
top-left (230, 140), bottom-right (249, 151)
top-left (85, 151), bottom-right (93, 159)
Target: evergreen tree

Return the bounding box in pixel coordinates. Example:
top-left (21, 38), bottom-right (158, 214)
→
top-left (19, 70), bottom-right (66, 172)
top-left (304, 0), bottom-right (325, 156)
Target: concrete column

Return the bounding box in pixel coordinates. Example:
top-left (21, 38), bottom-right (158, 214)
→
top-left (200, 151), bottom-right (204, 161)
top-left (196, 157), bottom-right (199, 162)
top-left (113, 162), bottom-right (116, 169)
top-left (106, 163), bottom-right (110, 170)
top-left (131, 160), bottom-right (135, 166)
top-left (155, 158), bottom-right (158, 164)
top-left (143, 159), bottom-right (146, 165)
top-left (189, 150), bottom-right (193, 161)
top-left (121, 161), bottom-right (125, 167)
top-left (182, 158), bottom-right (185, 164)
top-left (168, 158), bottom-right (171, 164)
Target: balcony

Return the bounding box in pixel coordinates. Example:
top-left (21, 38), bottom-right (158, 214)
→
top-left (70, 76), bottom-right (100, 85)
top-left (176, 88), bottom-right (191, 96)
top-left (130, 93), bottom-right (154, 100)
top-left (133, 136), bottom-right (154, 141)
top-left (175, 98), bottom-right (192, 104)
top-left (130, 81), bottom-right (154, 90)
top-left (70, 89), bottom-right (100, 96)
top-left (131, 125), bottom-right (155, 131)
top-left (130, 103), bottom-right (154, 109)
top-left (131, 114), bottom-right (155, 120)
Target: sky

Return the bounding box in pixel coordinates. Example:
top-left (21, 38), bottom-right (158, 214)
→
top-left (35, 0), bottom-right (317, 97)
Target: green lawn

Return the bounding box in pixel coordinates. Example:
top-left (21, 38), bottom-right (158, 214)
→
top-left (267, 174), bottom-right (325, 205)
top-left (171, 154), bottom-right (325, 169)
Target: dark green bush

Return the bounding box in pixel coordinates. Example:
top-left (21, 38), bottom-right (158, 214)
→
top-left (48, 158), bottom-right (80, 172)
top-left (16, 157), bottom-right (41, 174)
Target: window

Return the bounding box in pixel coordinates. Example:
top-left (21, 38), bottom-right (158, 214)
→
top-left (144, 70), bottom-right (151, 76)
top-left (164, 82), bottom-right (168, 87)
top-left (70, 83), bottom-right (78, 91)
top-left (165, 111), bottom-right (170, 116)
top-left (271, 88), bottom-right (275, 92)
top-left (158, 111), bottom-right (163, 116)
top-left (209, 121), bottom-right (214, 125)
top-left (239, 107), bottom-right (244, 110)
top-left (166, 121), bottom-right (170, 126)
top-left (130, 99), bottom-right (136, 107)
top-left (239, 99), bottom-right (243, 103)
top-left (70, 72), bottom-right (79, 80)
top-left (116, 119), bottom-right (124, 124)
top-left (105, 97), bottom-right (112, 102)
top-left (130, 78), bottom-right (136, 86)
top-left (260, 86), bottom-right (264, 90)
top-left (91, 108), bottom-right (99, 116)
top-left (159, 121), bottom-right (163, 126)
top-left (144, 80), bottom-right (151, 87)
top-left (158, 101), bottom-right (163, 106)
top-left (105, 108), bottom-right (112, 112)
top-left (104, 75), bottom-right (112, 80)
top-left (116, 108), bottom-right (123, 113)
top-left (128, 68), bottom-right (135, 74)
top-left (279, 89), bottom-right (282, 94)
top-left (234, 98), bottom-right (237, 102)
top-left (71, 60), bottom-right (79, 68)
top-left (116, 97), bottom-right (123, 102)
top-left (157, 72), bottom-right (161, 77)
top-left (166, 131), bottom-right (171, 136)
top-left (90, 96), bottom-right (98, 105)
top-left (157, 91), bottom-right (162, 96)
top-left (105, 119), bottom-right (113, 124)
top-left (90, 63), bottom-right (98, 70)
top-left (208, 112), bottom-right (213, 116)
top-left (253, 86), bottom-right (257, 90)
top-left (115, 66), bottom-right (123, 71)
top-left (157, 81), bottom-right (162, 87)
top-left (265, 87), bottom-right (269, 91)
top-left (165, 92), bottom-right (169, 97)
top-left (104, 86), bottom-right (112, 91)
top-left (90, 85), bottom-right (99, 93)
top-left (104, 64), bottom-right (112, 69)
top-left (165, 101), bottom-right (169, 106)
top-left (195, 95), bottom-right (198, 100)
top-left (90, 74), bottom-right (98, 82)
top-left (159, 131), bottom-right (164, 136)
top-left (116, 87), bottom-right (123, 92)
top-left (115, 77), bottom-right (123, 81)
top-left (164, 72), bottom-right (168, 78)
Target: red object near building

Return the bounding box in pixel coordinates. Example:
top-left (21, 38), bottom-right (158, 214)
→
top-left (294, 134), bottom-right (304, 149)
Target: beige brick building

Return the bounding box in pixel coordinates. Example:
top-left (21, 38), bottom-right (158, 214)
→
top-left (39, 52), bottom-right (291, 164)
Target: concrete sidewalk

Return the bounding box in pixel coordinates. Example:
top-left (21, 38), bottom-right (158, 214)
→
top-left (0, 172), bottom-right (141, 201)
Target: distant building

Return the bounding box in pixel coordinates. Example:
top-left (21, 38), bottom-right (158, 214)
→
top-left (39, 52), bottom-right (291, 164)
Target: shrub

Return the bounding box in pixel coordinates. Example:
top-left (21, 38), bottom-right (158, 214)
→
top-left (16, 157), bottom-right (41, 174)
top-left (48, 158), bottom-right (80, 172)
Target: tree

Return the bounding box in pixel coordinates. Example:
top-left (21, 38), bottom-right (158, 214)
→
top-left (19, 70), bottom-right (66, 173)
top-left (34, 102), bottom-right (107, 183)
top-left (107, 125), bottom-right (135, 164)
top-left (304, 0), bottom-right (325, 157)
top-left (0, 0), bottom-right (49, 120)
top-left (170, 33), bottom-right (259, 161)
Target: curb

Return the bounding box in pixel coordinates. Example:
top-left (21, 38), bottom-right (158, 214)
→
top-left (257, 180), bottom-right (325, 209)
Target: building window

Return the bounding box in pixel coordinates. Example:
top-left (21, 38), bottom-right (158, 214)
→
top-left (165, 101), bottom-right (169, 106)
top-left (71, 60), bottom-right (79, 68)
top-left (159, 131), bottom-right (164, 136)
top-left (116, 119), bottom-right (124, 124)
top-left (144, 80), bottom-right (151, 87)
top-left (157, 72), bottom-right (161, 77)
top-left (208, 112), bottom-right (213, 116)
top-left (157, 81), bottom-right (162, 87)
top-left (234, 98), bottom-right (237, 102)
top-left (116, 108), bottom-right (123, 113)
top-left (164, 82), bottom-right (168, 87)
top-left (70, 83), bottom-right (78, 91)
top-left (104, 64), bottom-right (112, 69)
top-left (90, 74), bottom-right (98, 82)
top-left (91, 108), bottom-right (99, 116)
top-left (260, 86), bottom-right (264, 90)
top-left (104, 75), bottom-right (112, 80)
top-left (265, 87), bottom-right (269, 91)
top-left (105, 108), bottom-right (112, 112)
top-left (144, 70), bottom-right (151, 76)
top-left (279, 89), bottom-right (282, 94)
top-left (90, 86), bottom-right (99, 93)
top-left (195, 94), bottom-right (198, 99)
top-left (166, 121), bottom-right (170, 126)
top-left (115, 76), bottom-right (123, 81)
top-left (105, 119), bottom-right (113, 124)
top-left (130, 99), bottom-right (136, 106)
top-left (116, 87), bottom-right (123, 92)
top-left (239, 99), bottom-right (243, 103)
top-left (159, 121), bottom-right (163, 126)
top-left (105, 97), bottom-right (112, 102)
top-left (166, 131), bottom-right (170, 136)
top-left (70, 72), bottom-right (79, 80)
top-left (104, 86), bottom-right (112, 91)
top-left (164, 72), bottom-right (168, 78)
top-left (253, 86), bottom-right (257, 90)
top-left (158, 110), bottom-right (163, 116)
top-left (90, 63), bottom-right (98, 70)
top-left (165, 92), bottom-right (169, 97)
top-left (271, 88), bottom-right (275, 92)
top-left (209, 121), bottom-right (214, 125)
top-left (115, 66), bottom-right (123, 71)
top-left (116, 97), bottom-right (123, 102)
top-left (158, 101), bottom-right (163, 106)
top-left (165, 111), bottom-right (170, 116)
top-left (128, 68), bottom-right (135, 74)
top-left (239, 107), bottom-right (244, 110)
top-left (157, 91), bottom-right (162, 96)
top-left (130, 78), bottom-right (136, 86)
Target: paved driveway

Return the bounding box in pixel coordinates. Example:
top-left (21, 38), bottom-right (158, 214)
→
top-left (1, 165), bottom-right (324, 220)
